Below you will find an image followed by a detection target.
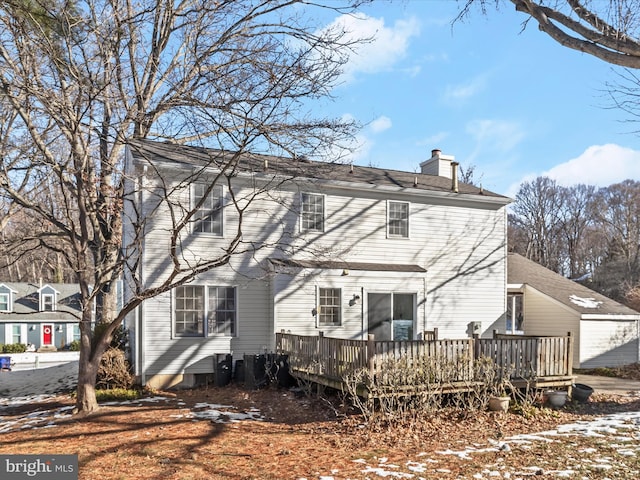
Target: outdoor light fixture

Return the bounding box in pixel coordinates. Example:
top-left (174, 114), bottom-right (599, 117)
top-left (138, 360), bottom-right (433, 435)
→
top-left (349, 294), bottom-right (361, 307)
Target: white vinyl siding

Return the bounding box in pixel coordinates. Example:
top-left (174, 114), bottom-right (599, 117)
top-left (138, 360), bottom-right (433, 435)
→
top-left (580, 320), bottom-right (639, 368)
top-left (142, 183), bottom-right (506, 338)
top-left (520, 286), bottom-right (581, 366)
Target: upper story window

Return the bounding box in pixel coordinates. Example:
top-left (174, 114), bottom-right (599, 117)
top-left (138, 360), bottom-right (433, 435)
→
top-left (0, 293), bottom-right (9, 312)
top-left (318, 287), bottom-right (341, 326)
top-left (41, 293), bottom-right (55, 311)
top-left (388, 201), bottom-right (409, 238)
top-left (174, 285), bottom-right (237, 337)
top-left (0, 284), bottom-right (15, 312)
top-left (192, 184), bottom-right (223, 235)
top-left (37, 285), bottom-right (58, 312)
top-left (301, 193), bottom-right (324, 232)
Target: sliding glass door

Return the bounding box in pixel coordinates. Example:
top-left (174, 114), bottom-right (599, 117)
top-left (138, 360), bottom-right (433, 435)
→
top-left (367, 293), bottom-right (415, 341)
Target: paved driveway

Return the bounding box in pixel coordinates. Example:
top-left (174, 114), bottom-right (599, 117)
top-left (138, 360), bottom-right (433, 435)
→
top-left (575, 374), bottom-right (640, 396)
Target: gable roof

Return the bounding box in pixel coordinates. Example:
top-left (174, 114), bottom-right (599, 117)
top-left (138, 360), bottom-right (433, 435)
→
top-left (127, 139), bottom-right (510, 203)
top-left (507, 253), bottom-right (639, 318)
top-left (0, 282), bottom-right (83, 321)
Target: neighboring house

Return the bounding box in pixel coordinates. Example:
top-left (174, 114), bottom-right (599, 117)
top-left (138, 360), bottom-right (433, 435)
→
top-left (0, 282), bottom-right (84, 351)
top-left (507, 252), bottom-right (640, 368)
top-left (123, 140), bottom-right (512, 389)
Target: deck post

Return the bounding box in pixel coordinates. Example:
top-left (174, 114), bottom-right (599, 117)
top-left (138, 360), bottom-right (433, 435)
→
top-left (367, 334), bottom-right (375, 378)
top-left (566, 332), bottom-right (574, 375)
top-left (473, 333), bottom-right (480, 359)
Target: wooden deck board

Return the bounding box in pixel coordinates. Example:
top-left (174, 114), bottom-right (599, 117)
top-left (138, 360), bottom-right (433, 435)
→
top-left (277, 332), bottom-right (574, 399)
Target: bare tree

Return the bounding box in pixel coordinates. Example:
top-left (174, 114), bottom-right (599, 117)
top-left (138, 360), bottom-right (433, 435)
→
top-left (458, 1), bottom-right (640, 68)
top-left (591, 179), bottom-right (640, 300)
top-left (0, 0), bottom-right (367, 414)
top-left (509, 177), bottom-right (565, 272)
top-left (557, 183), bottom-right (598, 278)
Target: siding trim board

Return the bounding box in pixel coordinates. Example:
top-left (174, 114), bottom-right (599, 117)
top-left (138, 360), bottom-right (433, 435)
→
top-left (581, 314), bottom-right (640, 321)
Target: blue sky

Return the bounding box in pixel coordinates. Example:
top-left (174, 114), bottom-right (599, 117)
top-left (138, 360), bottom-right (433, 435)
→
top-left (314, 0), bottom-right (640, 197)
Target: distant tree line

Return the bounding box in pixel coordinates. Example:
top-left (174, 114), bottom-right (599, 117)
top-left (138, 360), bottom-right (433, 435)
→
top-left (509, 177), bottom-right (640, 310)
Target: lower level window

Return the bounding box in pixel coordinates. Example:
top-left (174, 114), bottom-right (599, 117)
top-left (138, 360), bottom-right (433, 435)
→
top-left (73, 324), bottom-right (81, 342)
top-left (175, 285), bottom-right (236, 337)
top-left (318, 288), bottom-right (341, 326)
top-left (12, 324), bottom-right (22, 344)
top-left (506, 293), bottom-right (524, 333)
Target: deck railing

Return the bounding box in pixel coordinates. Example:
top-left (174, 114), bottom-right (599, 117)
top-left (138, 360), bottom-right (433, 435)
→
top-left (275, 331), bottom-right (573, 386)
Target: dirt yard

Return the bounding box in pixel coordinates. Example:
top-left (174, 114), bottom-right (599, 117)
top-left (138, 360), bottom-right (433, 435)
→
top-left (2, 384), bottom-right (640, 480)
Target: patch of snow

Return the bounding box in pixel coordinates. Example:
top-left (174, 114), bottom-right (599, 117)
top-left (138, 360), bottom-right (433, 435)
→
top-left (569, 294), bottom-right (603, 308)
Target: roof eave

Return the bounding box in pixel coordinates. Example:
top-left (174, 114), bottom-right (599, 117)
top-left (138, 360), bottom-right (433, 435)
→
top-left (581, 314), bottom-right (640, 320)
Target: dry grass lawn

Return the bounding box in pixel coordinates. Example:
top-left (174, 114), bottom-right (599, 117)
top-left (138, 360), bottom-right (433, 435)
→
top-left (2, 383), bottom-right (640, 479)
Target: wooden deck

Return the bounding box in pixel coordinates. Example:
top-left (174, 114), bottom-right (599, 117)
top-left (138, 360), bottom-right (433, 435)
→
top-left (275, 331), bottom-right (575, 397)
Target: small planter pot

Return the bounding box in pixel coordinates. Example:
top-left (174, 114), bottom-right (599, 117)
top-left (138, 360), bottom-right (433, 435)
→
top-left (572, 383), bottom-right (594, 403)
top-left (546, 390), bottom-right (568, 408)
top-left (488, 396), bottom-right (510, 412)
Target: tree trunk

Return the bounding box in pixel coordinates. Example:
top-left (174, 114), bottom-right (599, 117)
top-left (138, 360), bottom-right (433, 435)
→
top-left (74, 351), bottom-right (100, 415)
top-left (75, 287), bottom-right (119, 414)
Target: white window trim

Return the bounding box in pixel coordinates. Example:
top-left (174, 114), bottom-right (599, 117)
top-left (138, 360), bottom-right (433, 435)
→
top-left (386, 200), bottom-right (410, 239)
top-left (506, 292), bottom-right (525, 335)
top-left (300, 192), bottom-right (326, 233)
top-left (316, 286), bottom-right (342, 327)
top-left (40, 293), bottom-right (56, 312)
top-left (0, 292), bottom-right (10, 312)
top-left (5, 323), bottom-right (27, 345)
top-left (191, 183), bottom-right (225, 236)
top-left (173, 285), bottom-right (238, 338)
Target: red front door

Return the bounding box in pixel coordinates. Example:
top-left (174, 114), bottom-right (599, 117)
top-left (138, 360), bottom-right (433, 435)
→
top-left (42, 324), bottom-right (53, 345)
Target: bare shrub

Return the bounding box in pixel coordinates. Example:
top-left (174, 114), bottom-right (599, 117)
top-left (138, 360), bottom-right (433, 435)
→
top-left (342, 355), bottom-right (530, 428)
top-left (96, 348), bottom-right (133, 390)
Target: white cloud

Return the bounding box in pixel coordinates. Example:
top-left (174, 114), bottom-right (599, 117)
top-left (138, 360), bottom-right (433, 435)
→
top-left (325, 13), bottom-right (420, 82)
top-left (504, 144), bottom-right (640, 197)
top-left (369, 115), bottom-right (392, 133)
top-left (444, 74), bottom-right (488, 103)
top-left (417, 131), bottom-right (449, 147)
top-left (466, 119), bottom-right (525, 153)
top-left (542, 144), bottom-right (640, 187)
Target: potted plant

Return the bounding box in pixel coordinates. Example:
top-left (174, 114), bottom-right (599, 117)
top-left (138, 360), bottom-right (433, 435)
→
top-left (571, 383), bottom-right (594, 403)
top-left (488, 377), bottom-right (511, 412)
top-left (546, 389), bottom-right (568, 408)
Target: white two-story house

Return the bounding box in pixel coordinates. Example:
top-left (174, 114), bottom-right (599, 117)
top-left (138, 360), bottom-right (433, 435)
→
top-left (122, 140), bottom-right (511, 389)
